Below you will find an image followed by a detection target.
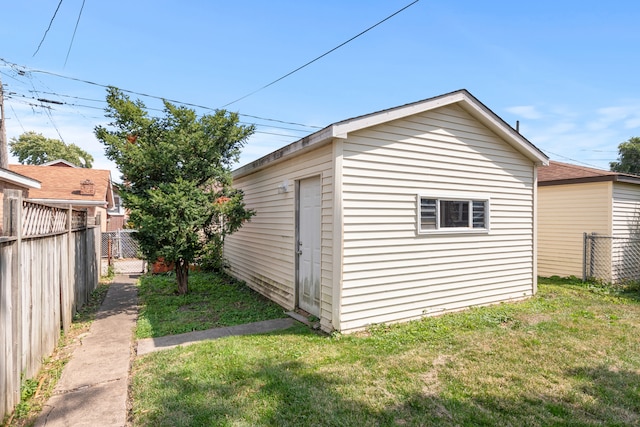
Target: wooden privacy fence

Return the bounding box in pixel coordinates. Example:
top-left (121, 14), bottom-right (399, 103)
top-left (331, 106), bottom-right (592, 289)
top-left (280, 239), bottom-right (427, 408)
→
top-left (0, 190), bottom-right (101, 420)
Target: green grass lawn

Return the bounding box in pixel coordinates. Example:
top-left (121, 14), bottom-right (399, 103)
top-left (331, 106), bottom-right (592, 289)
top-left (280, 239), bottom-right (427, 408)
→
top-left (135, 272), bottom-right (287, 339)
top-left (131, 276), bottom-right (640, 426)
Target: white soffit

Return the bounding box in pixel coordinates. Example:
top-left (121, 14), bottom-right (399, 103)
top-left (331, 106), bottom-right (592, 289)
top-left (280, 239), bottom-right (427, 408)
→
top-left (0, 168), bottom-right (41, 189)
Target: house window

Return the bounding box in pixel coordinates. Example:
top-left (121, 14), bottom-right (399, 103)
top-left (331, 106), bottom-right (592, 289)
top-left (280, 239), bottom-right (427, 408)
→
top-left (419, 196), bottom-right (489, 233)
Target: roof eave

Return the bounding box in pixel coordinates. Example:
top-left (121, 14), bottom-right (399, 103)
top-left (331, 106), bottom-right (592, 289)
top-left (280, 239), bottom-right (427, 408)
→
top-left (454, 92), bottom-right (549, 166)
top-left (232, 89), bottom-right (550, 179)
top-left (538, 175), bottom-right (616, 186)
top-left (332, 90), bottom-right (548, 166)
top-left (539, 174), bottom-right (640, 187)
top-left (26, 198), bottom-right (108, 207)
top-left (614, 175), bottom-right (640, 185)
top-left (233, 125), bottom-right (336, 178)
top-left (0, 168), bottom-right (42, 189)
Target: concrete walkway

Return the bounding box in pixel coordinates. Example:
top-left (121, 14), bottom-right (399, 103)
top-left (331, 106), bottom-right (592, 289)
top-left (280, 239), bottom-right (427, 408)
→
top-left (35, 275), bottom-right (139, 427)
top-left (34, 274), bottom-right (298, 427)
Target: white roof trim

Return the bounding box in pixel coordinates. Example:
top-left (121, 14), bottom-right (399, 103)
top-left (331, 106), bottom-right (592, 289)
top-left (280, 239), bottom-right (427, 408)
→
top-left (331, 91), bottom-right (468, 139)
top-left (454, 92), bottom-right (549, 166)
top-left (233, 89), bottom-right (549, 178)
top-left (41, 159), bottom-right (79, 167)
top-left (0, 168), bottom-right (41, 189)
top-left (27, 198), bottom-right (107, 207)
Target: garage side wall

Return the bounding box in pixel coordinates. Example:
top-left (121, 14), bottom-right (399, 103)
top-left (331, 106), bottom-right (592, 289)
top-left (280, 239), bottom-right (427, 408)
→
top-left (225, 144), bottom-right (334, 325)
top-left (613, 182), bottom-right (640, 236)
top-left (339, 104), bottom-right (539, 332)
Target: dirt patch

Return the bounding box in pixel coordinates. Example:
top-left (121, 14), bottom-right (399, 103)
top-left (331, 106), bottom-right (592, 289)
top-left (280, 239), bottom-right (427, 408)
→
top-left (520, 313), bottom-right (553, 325)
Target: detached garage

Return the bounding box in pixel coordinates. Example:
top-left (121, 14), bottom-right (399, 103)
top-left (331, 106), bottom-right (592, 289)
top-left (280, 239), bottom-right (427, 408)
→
top-left (224, 89), bottom-right (549, 333)
top-left (538, 160), bottom-right (640, 283)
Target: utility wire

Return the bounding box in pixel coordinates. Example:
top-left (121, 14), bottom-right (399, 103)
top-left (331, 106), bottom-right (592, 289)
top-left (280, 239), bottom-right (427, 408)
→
top-left (33, 0), bottom-right (64, 57)
top-left (220, 0), bottom-right (420, 108)
top-left (17, 89), bottom-right (312, 134)
top-left (64, 0), bottom-right (86, 67)
top-left (8, 103), bottom-right (26, 134)
top-left (6, 92), bottom-right (304, 138)
top-left (3, 58), bottom-right (316, 150)
top-left (0, 57), bottom-right (322, 130)
top-left (539, 147), bottom-right (608, 169)
top-left (23, 68), bottom-right (66, 142)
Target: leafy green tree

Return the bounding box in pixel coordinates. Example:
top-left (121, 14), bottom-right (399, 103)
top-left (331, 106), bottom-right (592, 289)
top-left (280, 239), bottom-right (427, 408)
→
top-left (610, 136), bottom-right (640, 175)
top-left (9, 131), bottom-right (94, 167)
top-left (95, 87), bottom-right (255, 294)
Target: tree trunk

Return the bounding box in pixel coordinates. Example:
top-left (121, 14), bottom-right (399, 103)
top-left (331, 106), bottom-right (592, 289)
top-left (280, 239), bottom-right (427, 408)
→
top-left (176, 259), bottom-right (189, 295)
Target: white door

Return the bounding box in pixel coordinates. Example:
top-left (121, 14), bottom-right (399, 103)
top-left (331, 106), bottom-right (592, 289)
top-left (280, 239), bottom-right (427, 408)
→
top-left (297, 176), bottom-right (321, 316)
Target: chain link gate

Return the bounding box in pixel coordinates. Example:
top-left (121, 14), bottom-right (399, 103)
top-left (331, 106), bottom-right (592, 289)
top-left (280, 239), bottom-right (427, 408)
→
top-left (583, 233), bottom-right (640, 284)
top-left (102, 230), bottom-right (146, 274)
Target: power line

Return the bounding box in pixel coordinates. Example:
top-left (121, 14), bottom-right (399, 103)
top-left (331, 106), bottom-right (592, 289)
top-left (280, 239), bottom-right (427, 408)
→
top-left (64, 0), bottom-right (86, 67)
top-left (0, 57), bottom-right (322, 130)
top-left (5, 92), bottom-right (305, 140)
top-left (8, 103), bottom-right (26, 134)
top-left (2, 58), bottom-right (318, 150)
top-left (540, 147), bottom-right (609, 170)
top-left (22, 72), bottom-right (66, 142)
top-left (9, 88), bottom-right (313, 135)
top-left (220, 0), bottom-right (421, 108)
top-left (33, 0), bottom-right (64, 57)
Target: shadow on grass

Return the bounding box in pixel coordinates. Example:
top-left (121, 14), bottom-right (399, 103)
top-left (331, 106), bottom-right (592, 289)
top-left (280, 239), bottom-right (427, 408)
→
top-left (136, 271), bottom-right (288, 339)
top-left (134, 334), bottom-right (640, 427)
top-left (539, 276), bottom-right (640, 303)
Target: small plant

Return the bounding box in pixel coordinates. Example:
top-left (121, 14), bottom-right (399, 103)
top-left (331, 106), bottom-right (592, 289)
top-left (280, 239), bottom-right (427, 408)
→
top-left (4, 284), bottom-right (111, 426)
top-left (10, 377), bottom-right (39, 419)
top-left (100, 265), bottom-right (115, 283)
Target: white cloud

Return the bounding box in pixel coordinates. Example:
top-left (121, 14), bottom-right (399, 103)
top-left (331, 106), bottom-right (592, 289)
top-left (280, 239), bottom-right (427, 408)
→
top-left (587, 104), bottom-right (640, 132)
top-left (505, 105), bottom-right (543, 120)
top-left (624, 113), bottom-right (640, 129)
top-left (547, 121), bottom-right (577, 134)
top-left (512, 102), bottom-right (640, 170)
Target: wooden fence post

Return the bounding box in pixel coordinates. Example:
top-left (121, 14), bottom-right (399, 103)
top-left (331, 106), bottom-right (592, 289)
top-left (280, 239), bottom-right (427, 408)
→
top-left (1, 190), bottom-right (23, 414)
top-left (61, 205), bottom-right (74, 333)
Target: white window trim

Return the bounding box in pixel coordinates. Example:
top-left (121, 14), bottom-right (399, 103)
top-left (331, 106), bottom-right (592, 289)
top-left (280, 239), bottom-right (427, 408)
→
top-left (417, 193), bottom-right (491, 235)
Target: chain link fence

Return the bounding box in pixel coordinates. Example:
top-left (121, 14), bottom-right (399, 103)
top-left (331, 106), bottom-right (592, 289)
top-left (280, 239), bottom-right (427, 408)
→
top-left (101, 229), bottom-right (146, 274)
top-left (584, 233), bottom-right (640, 284)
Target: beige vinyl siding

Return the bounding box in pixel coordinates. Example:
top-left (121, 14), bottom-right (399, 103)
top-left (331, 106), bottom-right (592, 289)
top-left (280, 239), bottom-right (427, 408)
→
top-left (611, 183), bottom-right (640, 282)
top-left (537, 181), bottom-right (611, 278)
top-left (338, 104), bottom-right (536, 332)
top-left (225, 144), bottom-right (335, 326)
top-left (612, 183), bottom-right (640, 236)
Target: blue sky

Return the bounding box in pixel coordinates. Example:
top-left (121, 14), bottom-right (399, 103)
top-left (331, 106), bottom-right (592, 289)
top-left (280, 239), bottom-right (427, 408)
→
top-left (2, 1), bottom-right (639, 179)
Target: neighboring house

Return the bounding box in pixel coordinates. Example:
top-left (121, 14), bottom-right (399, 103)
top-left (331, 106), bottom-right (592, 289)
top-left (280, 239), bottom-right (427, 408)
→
top-left (538, 161), bottom-right (640, 281)
top-left (41, 159), bottom-right (80, 168)
top-left (0, 167), bottom-right (41, 235)
top-left (106, 188), bottom-right (128, 231)
top-left (224, 89), bottom-right (549, 333)
top-left (8, 163), bottom-right (114, 232)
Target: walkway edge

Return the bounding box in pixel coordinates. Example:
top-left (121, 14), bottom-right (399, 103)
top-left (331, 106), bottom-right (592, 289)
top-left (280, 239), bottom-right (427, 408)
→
top-left (34, 275), bottom-right (139, 427)
top-left (136, 318), bottom-right (297, 356)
